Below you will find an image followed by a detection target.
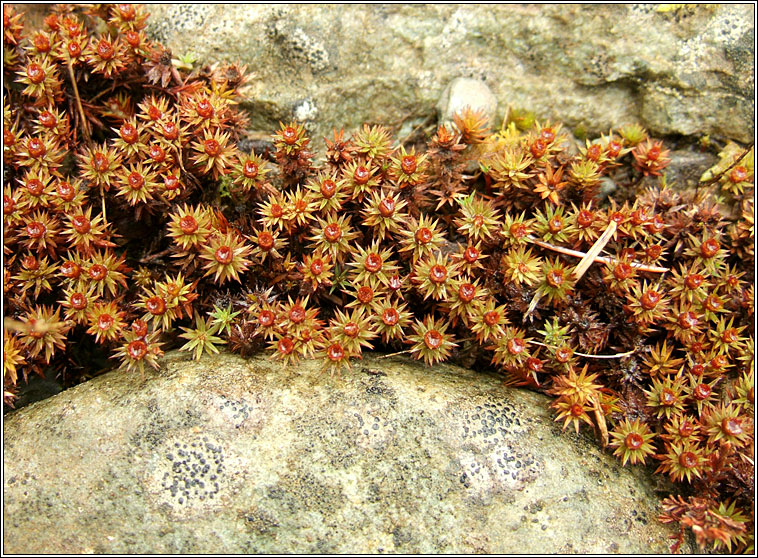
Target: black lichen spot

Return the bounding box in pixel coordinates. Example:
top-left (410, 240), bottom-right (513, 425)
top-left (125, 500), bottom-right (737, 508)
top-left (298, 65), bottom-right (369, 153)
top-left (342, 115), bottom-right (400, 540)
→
top-left (159, 438), bottom-right (226, 507)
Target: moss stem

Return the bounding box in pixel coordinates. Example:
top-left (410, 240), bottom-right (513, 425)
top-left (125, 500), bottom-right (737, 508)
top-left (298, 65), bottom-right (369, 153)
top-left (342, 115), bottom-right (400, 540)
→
top-left (67, 59), bottom-right (91, 141)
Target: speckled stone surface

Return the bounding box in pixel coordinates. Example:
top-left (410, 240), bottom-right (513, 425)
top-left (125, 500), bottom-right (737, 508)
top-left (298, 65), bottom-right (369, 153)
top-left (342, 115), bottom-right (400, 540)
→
top-left (4, 351), bottom-right (692, 553)
top-left (141, 4), bottom-right (753, 144)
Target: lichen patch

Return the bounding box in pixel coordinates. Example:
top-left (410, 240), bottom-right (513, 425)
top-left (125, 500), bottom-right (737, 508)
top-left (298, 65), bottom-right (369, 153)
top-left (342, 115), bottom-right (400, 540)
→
top-left (142, 432), bottom-right (245, 517)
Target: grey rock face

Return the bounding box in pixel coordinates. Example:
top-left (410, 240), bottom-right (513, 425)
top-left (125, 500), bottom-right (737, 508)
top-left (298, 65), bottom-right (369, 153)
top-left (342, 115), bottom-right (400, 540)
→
top-left (4, 351), bottom-right (692, 554)
top-left (144, 4), bottom-right (753, 145)
top-left (665, 149), bottom-right (721, 191)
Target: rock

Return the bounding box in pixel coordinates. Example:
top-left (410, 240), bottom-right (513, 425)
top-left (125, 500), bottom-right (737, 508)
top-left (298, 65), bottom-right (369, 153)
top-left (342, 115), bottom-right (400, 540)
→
top-left (3, 351), bottom-right (693, 554)
top-left (436, 77), bottom-right (498, 129)
top-left (664, 149), bottom-right (720, 191)
top-left (598, 177), bottom-right (618, 201)
top-left (141, 4), bottom-right (753, 147)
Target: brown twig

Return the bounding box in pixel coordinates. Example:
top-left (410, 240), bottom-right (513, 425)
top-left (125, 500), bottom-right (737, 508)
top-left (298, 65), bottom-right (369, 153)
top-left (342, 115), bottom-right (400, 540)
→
top-left (528, 236), bottom-right (669, 273)
top-left (524, 222), bottom-right (667, 322)
top-left (590, 394), bottom-right (609, 448)
top-left (376, 350), bottom-right (412, 359)
top-left (573, 221), bottom-right (617, 281)
top-left (524, 291), bottom-right (542, 323)
top-left (528, 340), bottom-right (636, 359)
top-left (698, 143), bottom-right (754, 188)
top-left (139, 247), bottom-right (174, 263)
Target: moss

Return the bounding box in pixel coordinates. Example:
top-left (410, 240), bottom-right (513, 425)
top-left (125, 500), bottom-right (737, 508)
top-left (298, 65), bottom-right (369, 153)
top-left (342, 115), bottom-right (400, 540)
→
top-left (2, 4), bottom-right (753, 553)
